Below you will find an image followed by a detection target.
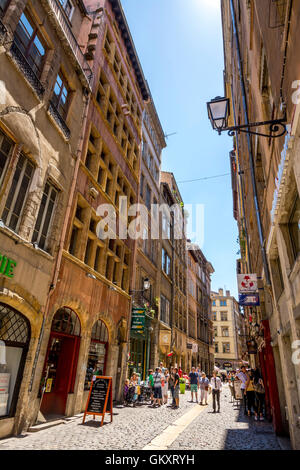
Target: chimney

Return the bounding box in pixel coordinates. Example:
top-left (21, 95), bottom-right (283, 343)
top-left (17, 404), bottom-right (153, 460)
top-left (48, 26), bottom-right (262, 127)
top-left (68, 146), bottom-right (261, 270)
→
top-left (219, 288), bottom-right (223, 296)
top-left (226, 290), bottom-right (230, 297)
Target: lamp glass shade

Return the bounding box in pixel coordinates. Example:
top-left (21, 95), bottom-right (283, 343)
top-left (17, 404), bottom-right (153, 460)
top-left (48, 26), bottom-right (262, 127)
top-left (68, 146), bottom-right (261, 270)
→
top-left (207, 97), bottom-right (229, 132)
top-left (143, 278), bottom-right (150, 291)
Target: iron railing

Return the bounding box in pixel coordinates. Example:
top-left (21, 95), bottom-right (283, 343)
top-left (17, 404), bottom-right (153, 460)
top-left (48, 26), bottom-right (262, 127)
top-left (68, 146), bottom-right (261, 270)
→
top-left (48, 99), bottom-right (71, 140)
top-left (47, 0), bottom-right (93, 86)
top-left (10, 40), bottom-right (45, 98)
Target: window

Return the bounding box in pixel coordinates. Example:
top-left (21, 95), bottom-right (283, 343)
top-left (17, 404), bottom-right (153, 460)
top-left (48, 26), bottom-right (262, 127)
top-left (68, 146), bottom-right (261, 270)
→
top-left (215, 343), bottom-right (219, 354)
top-left (59, 0), bottom-right (74, 19)
top-left (212, 312), bottom-right (217, 322)
top-left (84, 320), bottom-right (108, 390)
top-left (14, 12), bottom-right (46, 78)
top-left (52, 72), bottom-right (70, 120)
top-left (2, 153), bottom-right (34, 232)
top-left (214, 327), bottom-right (218, 337)
top-left (160, 295), bottom-right (170, 325)
top-left (221, 312), bottom-right (228, 322)
top-left (288, 195), bottom-right (300, 263)
top-left (140, 174), bottom-right (144, 199)
top-left (223, 343), bottom-right (230, 354)
top-left (32, 181), bottom-right (58, 252)
top-left (0, 303), bottom-right (30, 418)
top-left (162, 248), bottom-right (171, 276)
top-left (0, 0), bottom-right (9, 16)
top-left (0, 130), bottom-right (13, 184)
top-left (220, 300), bottom-right (227, 306)
top-left (222, 327), bottom-right (229, 337)
top-left (145, 185), bottom-right (151, 211)
top-left (212, 300), bottom-right (216, 306)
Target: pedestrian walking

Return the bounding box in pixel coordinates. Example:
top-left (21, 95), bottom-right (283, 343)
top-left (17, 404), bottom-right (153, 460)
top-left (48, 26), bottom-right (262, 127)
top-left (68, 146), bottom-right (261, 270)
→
top-left (237, 366), bottom-right (249, 415)
top-left (188, 367), bottom-right (199, 403)
top-left (163, 369), bottom-right (169, 404)
top-left (147, 369), bottom-right (154, 404)
top-left (253, 369), bottom-right (265, 421)
top-left (199, 372), bottom-right (209, 405)
top-left (210, 371), bottom-right (222, 413)
top-left (168, 367), bottom-right (176, 406)
top-left (152, 367), bottom-right (162, 407)
top-left (172, 367), bottom-right (180, 409)
top-left (246, 370), bottom-right (256, 417)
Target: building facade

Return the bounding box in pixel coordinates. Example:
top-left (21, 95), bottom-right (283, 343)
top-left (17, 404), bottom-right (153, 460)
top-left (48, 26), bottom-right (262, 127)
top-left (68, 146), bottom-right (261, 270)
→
top-left (222, 0), bottom-right (300, 448)
top-left (211, 289), bottom-right (246, 371)
top-left (187, 245), bottom-right (215, 375)
top-left (0, 0), bottom-right (91, 437)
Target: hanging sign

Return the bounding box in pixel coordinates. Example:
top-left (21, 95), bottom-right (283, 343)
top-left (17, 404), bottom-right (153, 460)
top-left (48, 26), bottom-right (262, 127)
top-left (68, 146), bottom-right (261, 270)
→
top-left (237, 274), bottom-right (258, 293)
top-left (131, 308), bottom-right (146, 334)
top-left (239, 293), bottom-right (260, 306)
top-left (83, 376), bottom-right (113, 427)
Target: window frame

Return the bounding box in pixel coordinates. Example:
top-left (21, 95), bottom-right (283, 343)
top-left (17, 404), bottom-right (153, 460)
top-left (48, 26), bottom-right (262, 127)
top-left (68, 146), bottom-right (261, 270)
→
top-left (58, 0), bottom-right (75, 21)
top-left (52, 71), bottom-right (71, 121)
top-left (0, 129), bottom-right (14, 186)
top-left (32, 180), bottom-right (59, 252)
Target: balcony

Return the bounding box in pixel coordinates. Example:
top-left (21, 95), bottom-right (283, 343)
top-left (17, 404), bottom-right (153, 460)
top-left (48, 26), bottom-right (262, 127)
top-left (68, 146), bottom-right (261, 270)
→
top-left (43, 0), bottom-right (93, 88)
top-left (48, 99), bottom-right (71, 140)
top-left (10, 40), bottom-right (45, 99)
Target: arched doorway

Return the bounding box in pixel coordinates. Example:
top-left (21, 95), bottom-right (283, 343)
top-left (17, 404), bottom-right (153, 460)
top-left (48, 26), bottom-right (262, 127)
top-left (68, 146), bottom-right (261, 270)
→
top-left (84, 319), bottom-right (109, 390)
top-left (0, 303), bottom-right (30, 418)
top-left (40, 308), bottom-right (81, 417)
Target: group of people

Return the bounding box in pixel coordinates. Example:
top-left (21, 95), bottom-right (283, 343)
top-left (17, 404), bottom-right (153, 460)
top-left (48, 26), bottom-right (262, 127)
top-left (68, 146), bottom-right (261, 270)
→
top-left (229, 366), bottom-right (266, 421)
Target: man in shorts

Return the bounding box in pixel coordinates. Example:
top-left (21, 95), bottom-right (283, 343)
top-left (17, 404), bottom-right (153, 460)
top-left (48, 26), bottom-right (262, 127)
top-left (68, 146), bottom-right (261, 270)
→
top-left (152, 367), bottom-right (162, 407)
top-left (189, 366), bottom-right (199, 403)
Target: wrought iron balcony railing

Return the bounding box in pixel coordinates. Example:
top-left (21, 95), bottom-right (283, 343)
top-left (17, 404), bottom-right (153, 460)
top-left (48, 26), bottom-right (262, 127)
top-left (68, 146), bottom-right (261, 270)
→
top-left (46, 0), bottom-right (93, 87)
top-left (10, 40), bottom-right (45, 98)
top-left (48, 99), bottom-right (71, 140)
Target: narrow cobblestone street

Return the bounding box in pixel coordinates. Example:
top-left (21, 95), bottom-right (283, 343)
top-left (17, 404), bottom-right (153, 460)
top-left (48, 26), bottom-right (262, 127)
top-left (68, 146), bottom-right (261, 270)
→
top-left (0, 385), bottom-right (282, 451)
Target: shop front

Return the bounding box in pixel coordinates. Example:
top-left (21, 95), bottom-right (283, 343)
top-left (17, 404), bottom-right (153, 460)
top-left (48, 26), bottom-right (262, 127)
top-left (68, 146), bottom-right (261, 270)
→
top-left (0, 303), bottom-right (30, 421)
top-left (40, 308), bottom-right (81, 417)
top-left (129, 308), bottom-right (152, 380)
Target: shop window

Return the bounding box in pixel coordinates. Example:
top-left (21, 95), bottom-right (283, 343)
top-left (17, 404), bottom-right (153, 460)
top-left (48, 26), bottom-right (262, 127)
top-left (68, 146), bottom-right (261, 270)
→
top-left (0, 129), bottom-right (14, 184)
top-left (2, 153), bottom-right (34, 233)
top-left (84, 320), bottom-right (108, 390)
top-left (51, 307), bottom-right (81, 336)
top-left (32, 180), bottom-right (58, 252)
top-left (0, 304), bottom-right (30, 418)
top-left (14, 11), bottom-right (46, 78)
top-left (52, 72), bottom-right (70, 120)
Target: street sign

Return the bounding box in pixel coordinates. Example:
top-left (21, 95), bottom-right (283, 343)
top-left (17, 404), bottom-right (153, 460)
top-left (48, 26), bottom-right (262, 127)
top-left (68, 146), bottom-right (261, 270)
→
top-left (239, 293), bottom-right (260, 306)
top-left (131, 308), bottom-right (146, 334)
top-left (237, 274), bottom-right (258, 293)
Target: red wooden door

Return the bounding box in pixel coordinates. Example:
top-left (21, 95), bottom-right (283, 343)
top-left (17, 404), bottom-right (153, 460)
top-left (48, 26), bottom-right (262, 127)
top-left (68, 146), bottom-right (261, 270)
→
top-left (41, 333), bottom-right (80, 416)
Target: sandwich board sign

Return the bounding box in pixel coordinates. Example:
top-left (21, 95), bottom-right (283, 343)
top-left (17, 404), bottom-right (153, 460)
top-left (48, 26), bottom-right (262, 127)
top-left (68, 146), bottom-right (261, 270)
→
top-left (83, 376), bottom-right (113, 427)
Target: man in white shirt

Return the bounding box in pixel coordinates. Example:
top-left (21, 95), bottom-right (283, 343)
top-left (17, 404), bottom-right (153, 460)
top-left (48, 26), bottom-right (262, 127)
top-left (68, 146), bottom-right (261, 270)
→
top-left (210, 371), bottom-right (222, 413)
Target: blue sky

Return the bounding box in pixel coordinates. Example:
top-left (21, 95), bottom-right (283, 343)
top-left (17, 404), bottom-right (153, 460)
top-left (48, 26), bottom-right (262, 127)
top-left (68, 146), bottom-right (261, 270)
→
top-left (122, 0), bottom-right (239, 298)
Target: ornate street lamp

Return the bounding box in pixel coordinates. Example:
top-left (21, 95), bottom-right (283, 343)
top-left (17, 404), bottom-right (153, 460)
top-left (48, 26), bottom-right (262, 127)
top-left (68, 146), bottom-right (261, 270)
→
top-left (130, 277), bottom-right (150, 295)
top-left (207, 96), bottom-right (287, 138)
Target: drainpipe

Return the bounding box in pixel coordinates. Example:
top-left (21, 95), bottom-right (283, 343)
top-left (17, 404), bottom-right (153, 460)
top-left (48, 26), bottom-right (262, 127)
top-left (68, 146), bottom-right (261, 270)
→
top-left (229, 0), bottom-right (271, 287)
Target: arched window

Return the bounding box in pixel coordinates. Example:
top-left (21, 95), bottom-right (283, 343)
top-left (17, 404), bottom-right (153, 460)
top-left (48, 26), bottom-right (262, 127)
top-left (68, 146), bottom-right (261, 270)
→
top-left (84, 319), bottom-right (108, 390)
top-left (51, 307), bottom-right (80, 336)
top-left (0, 303), bottom-right (30, 418)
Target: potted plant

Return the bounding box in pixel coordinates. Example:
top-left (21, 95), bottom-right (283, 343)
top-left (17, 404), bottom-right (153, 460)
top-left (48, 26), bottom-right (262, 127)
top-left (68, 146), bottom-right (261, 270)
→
top-left (179, 378), bottom-right (186, 394)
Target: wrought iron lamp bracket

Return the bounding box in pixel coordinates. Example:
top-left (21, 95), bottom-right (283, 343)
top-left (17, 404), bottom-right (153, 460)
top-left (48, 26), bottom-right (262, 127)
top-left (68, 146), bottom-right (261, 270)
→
top-left (224, 118), bottom-right (287, 139)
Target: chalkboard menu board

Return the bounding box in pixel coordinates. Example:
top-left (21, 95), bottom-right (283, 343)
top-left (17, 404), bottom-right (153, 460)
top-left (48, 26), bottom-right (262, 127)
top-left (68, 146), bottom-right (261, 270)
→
top-left (83, 376), bottom-right (113, 427)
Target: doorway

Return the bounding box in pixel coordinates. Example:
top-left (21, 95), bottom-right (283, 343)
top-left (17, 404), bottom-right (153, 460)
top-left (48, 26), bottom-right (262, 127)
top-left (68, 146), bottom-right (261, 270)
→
top-left (40, 308), bottom-right (81, 417)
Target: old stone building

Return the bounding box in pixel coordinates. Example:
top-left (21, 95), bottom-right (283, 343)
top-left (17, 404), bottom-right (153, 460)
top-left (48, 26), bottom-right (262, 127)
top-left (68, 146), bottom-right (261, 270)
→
top-left (222, 0), bottom-right (300, 448)
top-left (187, 245), bottom-right (214, 375)
top-left (0, 0), bottom-right (91, 437)
top-left (32, 0), bottom-right (151, 423)
top-left (211, 289), bottom-right (246, 371)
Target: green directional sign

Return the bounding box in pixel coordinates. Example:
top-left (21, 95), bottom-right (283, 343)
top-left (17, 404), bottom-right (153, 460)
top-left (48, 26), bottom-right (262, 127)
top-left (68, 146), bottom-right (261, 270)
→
top-left (131, 308), bottom-right (146, 334)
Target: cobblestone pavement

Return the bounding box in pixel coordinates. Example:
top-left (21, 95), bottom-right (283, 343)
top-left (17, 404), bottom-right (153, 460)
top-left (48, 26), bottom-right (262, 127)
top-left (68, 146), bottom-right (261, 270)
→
top-left (0, 385), bottom-right (281, 450)
top-left (170, 385), bottom-right (281, 450)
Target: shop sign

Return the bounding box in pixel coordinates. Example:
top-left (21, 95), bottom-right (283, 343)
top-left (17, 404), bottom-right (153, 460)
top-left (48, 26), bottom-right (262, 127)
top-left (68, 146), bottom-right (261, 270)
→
top-left (186, 343), bottom-right (193, 350)
top-left (131, 308), bottom-right (146, 334)
top-left (237, 274), bottom-right (258, 293)
top-left (223, 362), bottom-right (232, 368)
top-left (239, 293), bottom-right (260, 306)
top-left (0, 252), bottom-right (17, 278)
